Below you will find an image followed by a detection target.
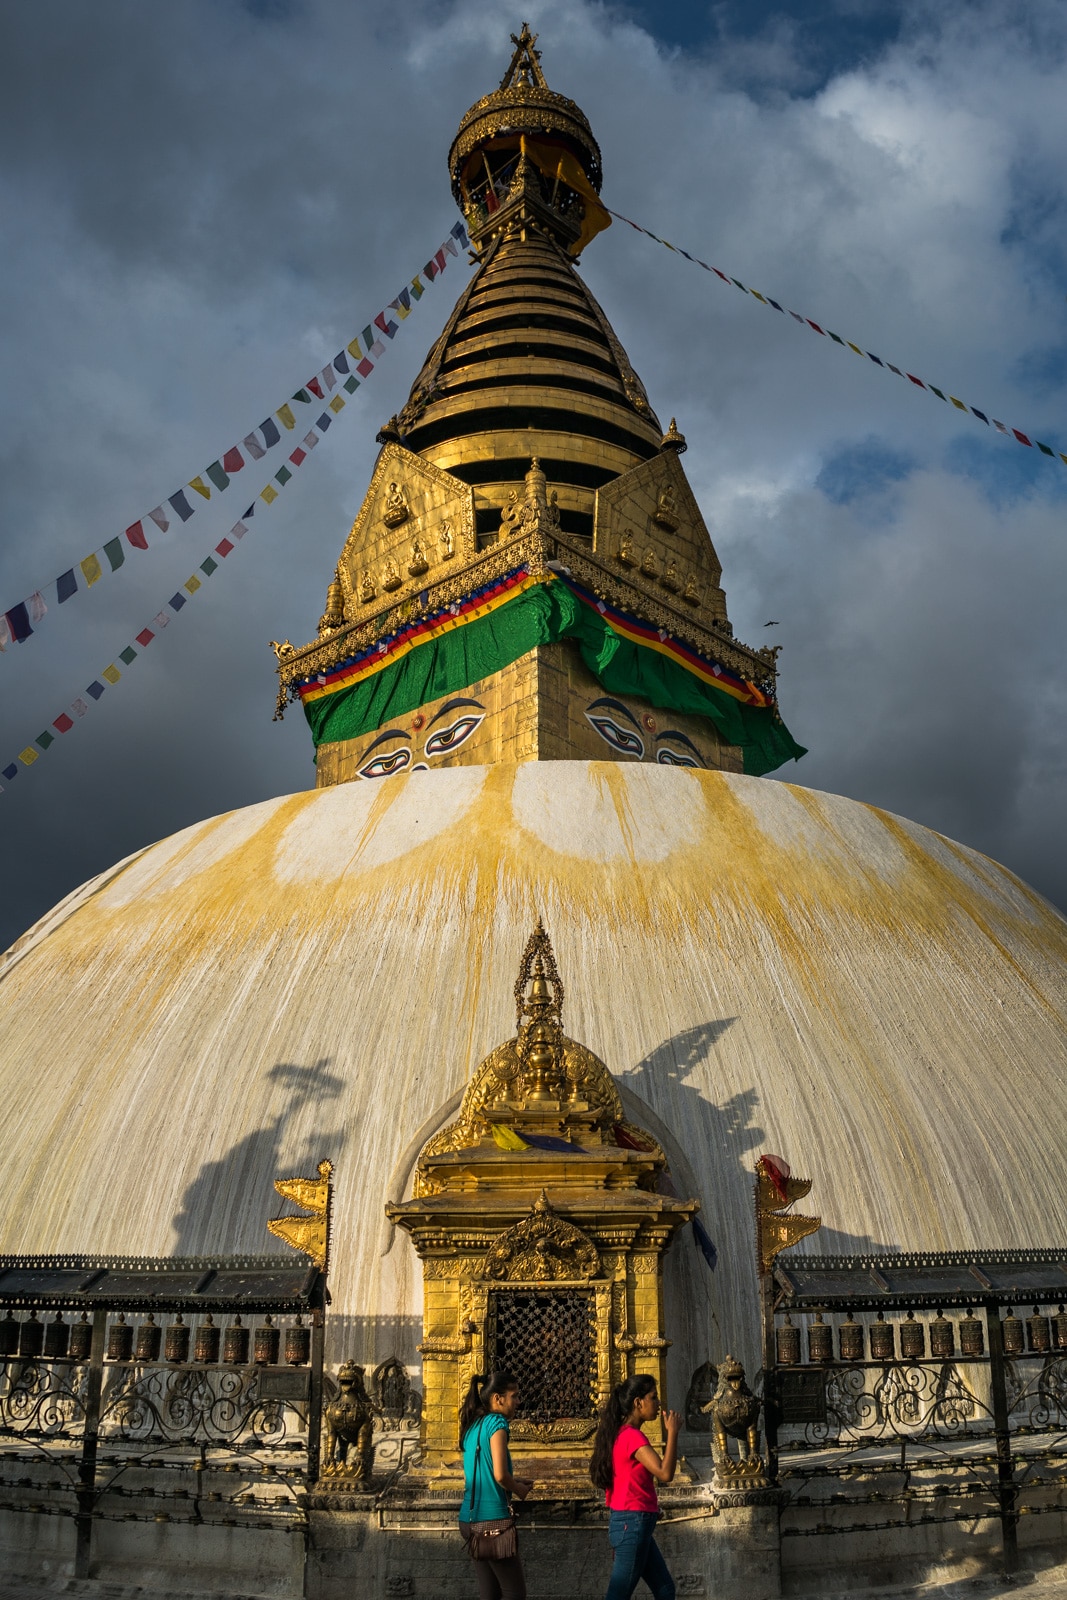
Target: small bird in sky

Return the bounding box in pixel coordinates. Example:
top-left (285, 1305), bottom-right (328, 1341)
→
top-left (764, 620), bottom-right (779, 627)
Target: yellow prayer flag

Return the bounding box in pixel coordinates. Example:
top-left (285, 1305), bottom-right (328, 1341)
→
top-left (491, 1124), bottom-right (529, 1152)
top-left (950, 397), bottom-right (968, 411)
top-left (751, 291), bottom-right (767, 303)
top-left (260, 484), bottom-right (278, 505)
top-left (189, 477), bottom-right (211, 500)
top-left (184, 575), bottom-right (202, 594)
top-left (346, 337), bottom-right (363, 362)
top-left (277, 403), bottom-right (296, 431)
top-left (102, 664), bottom-right (121, 685)
top-left (524, 140), bottom-right (610, 256)
top-left (329, 395), bottom-right (345, 414)
top-left (80, 554), bottom-right (102, 587)
top-left (18, 747), bottom-right (39, 767)
top-left (848, 342), bottom-right (864, 355)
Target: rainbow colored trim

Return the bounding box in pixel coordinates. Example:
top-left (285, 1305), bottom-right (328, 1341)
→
top-left (297, 563), bottom-right (772, 711)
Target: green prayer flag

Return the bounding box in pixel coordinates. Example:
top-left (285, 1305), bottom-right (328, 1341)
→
top-left (119, 645), bottom-right (137, 665)
top-left (206, 460), bottom-right (230, 492)
top-left (103, 537), bottom-right (125, 572)
top-left (200, 556), bottom-right (219, 576)
top-left (36, 730), bottom-right (55, 751)
top-left (275, 465), bottom-right (293, 485)
top-left (343, 375), bottom-right (359, 394)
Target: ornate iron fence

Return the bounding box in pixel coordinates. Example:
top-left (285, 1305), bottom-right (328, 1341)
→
top-left (761, 1250), bottom-right (1067, 1572)
top-left (0, 1253), bottom-right (325, 1579)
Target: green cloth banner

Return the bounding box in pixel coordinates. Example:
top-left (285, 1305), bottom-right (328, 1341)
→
top-left (303, 581), bottom-right (806, 777)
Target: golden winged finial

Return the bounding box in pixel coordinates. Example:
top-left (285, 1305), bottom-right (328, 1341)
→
top-left (500, 22), bottom-right (548, 91)
top-left (754, 1153), bottom-right (820, 1274)
top-left (267, 1157), bottom-right (333, 1271)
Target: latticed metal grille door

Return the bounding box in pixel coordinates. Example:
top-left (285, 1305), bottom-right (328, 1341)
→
top-left (489, 1290), bottom-right (597, 1423)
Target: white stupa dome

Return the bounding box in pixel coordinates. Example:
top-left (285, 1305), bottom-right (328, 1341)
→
top-left (2, 762), bottom-right (1064, 1392)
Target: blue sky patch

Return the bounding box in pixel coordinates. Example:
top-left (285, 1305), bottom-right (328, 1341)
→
top-left (816, 438), bottom-right (914, 504)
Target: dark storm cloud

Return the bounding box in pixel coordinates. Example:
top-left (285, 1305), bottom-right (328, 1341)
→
top-left (1, 0), bottom-right (1066, 951)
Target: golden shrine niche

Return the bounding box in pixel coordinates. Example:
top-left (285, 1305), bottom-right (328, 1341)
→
top-left (387, 921), bottom-right (697, 1489)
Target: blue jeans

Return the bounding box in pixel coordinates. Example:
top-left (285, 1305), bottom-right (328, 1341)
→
top-left (605, 1510), bottom-right (675, 1600)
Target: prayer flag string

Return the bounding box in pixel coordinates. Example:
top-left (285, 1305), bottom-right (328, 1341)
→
top-left (0, 222), bottom-right (469, 655)
top-left (0, 222), bottom-right (471, 792)
top-left (604, 206), bottom-right (1067, 467)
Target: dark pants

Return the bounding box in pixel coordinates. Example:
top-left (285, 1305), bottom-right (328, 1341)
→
top-left (605, 1510), bottom-right (675, 1600)
top-left (459, 1523), bottom-right (527, 1600)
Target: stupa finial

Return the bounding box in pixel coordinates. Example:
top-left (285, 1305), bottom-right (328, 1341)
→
top-left (501, 23), bottom-right (548, 91)
top-left (514, 917), bottom-right (564, 1031)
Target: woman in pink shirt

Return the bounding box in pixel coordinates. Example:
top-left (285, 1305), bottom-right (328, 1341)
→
top-left (589, 1374), bottom-right (681, 1600)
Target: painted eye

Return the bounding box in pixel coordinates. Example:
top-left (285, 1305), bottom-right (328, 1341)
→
top-left (424, 713), bottom-right (484, 757)
top-left (657, 747), bottom-right (699, 767)
top-left (585, 714), bottom-right (645, 758)
top-left (357, 746), bottom-right (411, 779)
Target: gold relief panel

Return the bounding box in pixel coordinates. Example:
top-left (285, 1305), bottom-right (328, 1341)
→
top-left (594, 451), bottom-right (727, 623)
top-left (333, 443), bottom-right (476, 619)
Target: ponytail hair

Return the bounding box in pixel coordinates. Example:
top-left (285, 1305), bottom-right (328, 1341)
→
top-left (458, 1369), bottom-right (518, 1449)
top-left (589, 1374), bottom-right (658, 1491)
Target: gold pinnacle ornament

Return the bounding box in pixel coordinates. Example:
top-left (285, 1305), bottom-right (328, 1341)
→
top-left (267, 1157), bottom-right (334, 1270)
top-left (754, 1154), bottom-right (820, 1274)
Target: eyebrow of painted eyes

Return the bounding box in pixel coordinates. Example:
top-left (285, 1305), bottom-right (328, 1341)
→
top-left (656, 729), bottom-right (703, 760)
top-left (586, 696), bottom-right (641, 731)
top-left (426, 696), bottom-right (485, 729)
top-left (360, 727), bottom-right (409, 759)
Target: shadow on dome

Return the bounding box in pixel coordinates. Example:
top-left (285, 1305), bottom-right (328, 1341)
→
top-left (622, 1021), bottom-right (898, 1259)
top-left (170, 1057), bottom-right (348, 1255)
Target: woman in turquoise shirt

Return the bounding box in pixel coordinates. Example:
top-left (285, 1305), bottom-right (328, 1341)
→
top-left (458, 1370), bottom-right (535, 1600)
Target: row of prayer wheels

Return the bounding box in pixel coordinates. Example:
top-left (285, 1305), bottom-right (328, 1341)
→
top-left (777, 1306), bottom-right (1067, 1365)
top-left (0, 1310), bottom-right (311, 1366)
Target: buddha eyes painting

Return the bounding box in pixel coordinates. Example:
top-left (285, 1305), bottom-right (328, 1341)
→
top-left (356, 698), bottom-right (486, 778)
top-left (584, 697), bottom-right (706, 767)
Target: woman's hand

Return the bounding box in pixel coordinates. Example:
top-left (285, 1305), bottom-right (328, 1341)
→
top-left (663, 1409), bottom-right (682, 1436)
top-left (513, 1476), bottom-right (535, 1500)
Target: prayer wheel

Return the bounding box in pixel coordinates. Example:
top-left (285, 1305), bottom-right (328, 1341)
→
top-left (1027, 1307), bottom-right (1051, 1354)
top-left (254, 1315), bottom-right (280, 1366)
top-left (69, 1313), bottom-right (93, 1362)
top-left (285, 1315), bottom-right (311, 1367)
top-left (19, 1311), bottom-right (44, 1359)
top-left (0, 1312), bottom-right (19, 1358)
top-left (869, 1312), bottom-right (895, 1360)
top-left (165, 1315), bottom-right (191, 1363)
top-left (900, 1311), bottom-right (925, 1360)
top-left (1054, 1306), bottom-right (1067, 1351)
top-left (776, 1313), bottom-right (800, 1366)
top-left (44, 1314), bottom-right (70, 1359)
top-left (1001, 1310), bottom-right (1024, 1354)
top-left (136, 1314), bottom-right (162, 1362)
top-left (838, 1312), bottom-right (864, 1362)
top-left (929, 1311), bottom-right (955, 1358)
top-left (807, 1311), bottom-right (833, 1363)
top-left (195, 1314), bottom-right (221, 1364)
top-left (107, 1313), bottom-right (134, 1362)
top-left (224, 1316), bottom-right (250, 1365)
top-left (959, 1309), bottom-right (984, 1357)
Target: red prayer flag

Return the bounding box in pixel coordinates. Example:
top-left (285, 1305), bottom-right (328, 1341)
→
top-left (1013, 429), bottom-right (1033, 446)
top-left (53, 713), bottom-right (74, 734)
top-left (307, 377), bottom-right (324, 400)
top-left (289, 447), bottom-right (307, 466)
top-left (223, 446), bottom-right (244, 473)
top-left (758, 1153), bottom-right (791, 1202)
top-left (907, 373), bottom-right (926, 389)
top-left (215, 538), bottom-right (235, 557)
top-left (125, 521), bottom-right (148, 550)
top-left (806, 320), bottom-right (825, 334)
top-left (136, 628), bottom-right (155, 647)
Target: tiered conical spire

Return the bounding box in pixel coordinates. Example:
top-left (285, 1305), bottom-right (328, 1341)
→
top-left (275, 28), bottom-right (803, 787)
